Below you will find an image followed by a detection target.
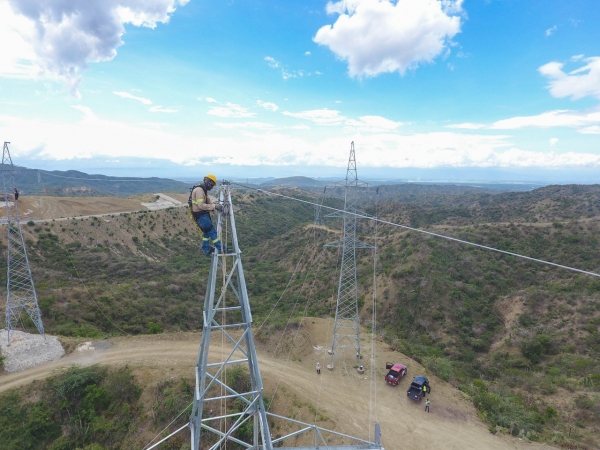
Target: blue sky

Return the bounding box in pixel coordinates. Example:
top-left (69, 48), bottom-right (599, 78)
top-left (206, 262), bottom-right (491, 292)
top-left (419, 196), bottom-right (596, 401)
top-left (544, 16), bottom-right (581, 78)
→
top-left (1, 0), bottom-right (599, 182)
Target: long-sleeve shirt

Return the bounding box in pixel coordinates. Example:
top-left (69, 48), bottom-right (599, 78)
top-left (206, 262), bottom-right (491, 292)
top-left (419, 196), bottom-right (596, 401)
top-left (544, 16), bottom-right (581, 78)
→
top-left (191, 186), bottom-right (215, 213)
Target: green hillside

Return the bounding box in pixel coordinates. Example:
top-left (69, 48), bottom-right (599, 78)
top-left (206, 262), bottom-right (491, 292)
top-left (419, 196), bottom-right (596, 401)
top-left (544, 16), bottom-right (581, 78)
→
top-left (0, 184), bottom-right (599, 448)
top-left (9, 167), bottom-right (189, 197)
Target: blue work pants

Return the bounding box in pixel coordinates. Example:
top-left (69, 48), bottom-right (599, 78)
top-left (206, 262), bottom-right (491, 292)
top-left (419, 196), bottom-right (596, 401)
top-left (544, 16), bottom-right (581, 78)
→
top-left (196, 214), bottom-right (224, 254)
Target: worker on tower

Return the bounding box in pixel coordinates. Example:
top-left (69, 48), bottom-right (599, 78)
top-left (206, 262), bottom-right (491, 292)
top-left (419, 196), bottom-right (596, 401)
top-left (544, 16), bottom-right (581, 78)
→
top-left (190, 174), bottom-right (226, 255)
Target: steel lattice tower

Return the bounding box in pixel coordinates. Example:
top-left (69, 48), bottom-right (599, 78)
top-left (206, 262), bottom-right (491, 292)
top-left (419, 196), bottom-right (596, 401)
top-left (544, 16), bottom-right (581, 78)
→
top-left (2, 142), bottom-right (45, 344)
top-left (189, 184), bottom-right (273, 450)
top-left (325, 142), bottom-right (372, 369)
top-left (148, 182), bottom-right (382, 450)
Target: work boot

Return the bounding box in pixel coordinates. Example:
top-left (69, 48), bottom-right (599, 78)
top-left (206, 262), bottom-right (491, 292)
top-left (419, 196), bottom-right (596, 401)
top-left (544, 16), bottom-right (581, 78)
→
top-left (205, 247), bottom-right (215, 256)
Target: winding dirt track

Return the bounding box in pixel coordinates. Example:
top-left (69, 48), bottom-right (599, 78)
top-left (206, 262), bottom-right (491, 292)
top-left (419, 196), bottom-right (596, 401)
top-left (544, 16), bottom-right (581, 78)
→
top-left (0, 321), bottom-right (556, 450)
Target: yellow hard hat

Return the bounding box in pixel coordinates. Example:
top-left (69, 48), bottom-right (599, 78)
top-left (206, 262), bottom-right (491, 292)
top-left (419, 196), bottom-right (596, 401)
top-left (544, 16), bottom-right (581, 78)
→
top-left (205, 174), bottom-right (217, 184)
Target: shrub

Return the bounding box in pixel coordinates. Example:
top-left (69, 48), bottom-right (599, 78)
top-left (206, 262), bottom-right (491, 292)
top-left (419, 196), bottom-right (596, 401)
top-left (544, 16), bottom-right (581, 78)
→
top-left (148, 321), bottom-right (163, 334)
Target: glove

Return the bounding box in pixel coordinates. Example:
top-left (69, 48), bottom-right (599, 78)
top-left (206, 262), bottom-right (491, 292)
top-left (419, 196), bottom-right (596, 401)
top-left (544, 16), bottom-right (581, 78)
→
top-left (214, 204), bottom-right (224, 213)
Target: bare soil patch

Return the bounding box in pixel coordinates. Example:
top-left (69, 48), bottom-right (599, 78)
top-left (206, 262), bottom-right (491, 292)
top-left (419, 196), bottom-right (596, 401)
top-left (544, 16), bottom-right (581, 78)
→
top-left (0, 319), bottom-right (556, 450)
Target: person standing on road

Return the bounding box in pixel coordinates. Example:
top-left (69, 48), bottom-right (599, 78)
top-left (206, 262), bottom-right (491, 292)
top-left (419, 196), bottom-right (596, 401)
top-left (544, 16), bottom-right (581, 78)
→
top-left (425, 398), bottom-right (430, 413)
top-left (316, 362), bottom-right (321, 374)
top-left (191, 174), bottom-right (226, 255)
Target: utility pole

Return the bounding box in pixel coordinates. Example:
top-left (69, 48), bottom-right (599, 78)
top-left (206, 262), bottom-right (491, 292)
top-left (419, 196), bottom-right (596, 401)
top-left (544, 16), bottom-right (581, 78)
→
top-left (147, 181), bottom-right (382, 450)
top-left (325, 142), bottom-right (373, 369)
top-left (2, 142), bottom-right (45, 344)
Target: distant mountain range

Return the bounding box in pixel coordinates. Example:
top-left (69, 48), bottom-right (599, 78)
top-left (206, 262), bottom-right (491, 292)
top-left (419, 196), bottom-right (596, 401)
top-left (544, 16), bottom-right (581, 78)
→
top-left (6, 167), bottom-right (190, 197)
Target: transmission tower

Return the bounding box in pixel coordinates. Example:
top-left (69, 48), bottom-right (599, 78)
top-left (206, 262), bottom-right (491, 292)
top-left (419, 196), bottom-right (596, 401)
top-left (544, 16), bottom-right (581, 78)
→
top-left (325, 142), bottom-right (373, 369)
top-left (148, 182), bottom-right (382, 450)
top-left (2, 142), bottom-right (45, 344)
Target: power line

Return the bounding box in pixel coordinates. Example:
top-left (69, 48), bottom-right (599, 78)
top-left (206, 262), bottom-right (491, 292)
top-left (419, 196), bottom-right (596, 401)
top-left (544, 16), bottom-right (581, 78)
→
top-left (230, 181), bottom-right (600, 279)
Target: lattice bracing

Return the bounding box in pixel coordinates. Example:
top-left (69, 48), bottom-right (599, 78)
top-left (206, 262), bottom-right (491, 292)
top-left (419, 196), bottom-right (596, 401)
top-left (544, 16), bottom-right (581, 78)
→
top-left (325, 142), bottom-right (373, 368)
top-left (148, 182), bottom-right (382, 450)
top-left (2, 142), bottom-right (44, 344)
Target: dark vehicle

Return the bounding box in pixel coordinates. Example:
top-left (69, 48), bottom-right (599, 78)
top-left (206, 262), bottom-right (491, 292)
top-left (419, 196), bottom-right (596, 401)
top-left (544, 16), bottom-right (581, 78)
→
top-left (385, 363), bottom-right (407, 385)
top-left (406, 376), bottom-right (431, 401)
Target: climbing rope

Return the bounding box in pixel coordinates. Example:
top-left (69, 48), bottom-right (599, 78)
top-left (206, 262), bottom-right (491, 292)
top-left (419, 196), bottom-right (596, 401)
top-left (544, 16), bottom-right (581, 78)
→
top-left (369, 188), bottom-right (380, 441)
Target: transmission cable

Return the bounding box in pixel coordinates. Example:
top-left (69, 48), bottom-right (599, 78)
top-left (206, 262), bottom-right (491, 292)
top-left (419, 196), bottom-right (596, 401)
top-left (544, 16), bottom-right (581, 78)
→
top-left (142, 401), bottom-right (193, 450)
top-left (369, 188), bottom-right (380, 442)
top-left (230, 182), bottom-right (600, 278)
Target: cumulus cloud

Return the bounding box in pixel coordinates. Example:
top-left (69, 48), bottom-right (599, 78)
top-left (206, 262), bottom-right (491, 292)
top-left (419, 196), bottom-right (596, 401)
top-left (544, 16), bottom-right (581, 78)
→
top-left (313, 0), bottom-right (463, 77)
top-left (208, 103), bottom-right (256, 118)
top-left (2, 0), bottom-right (189, 94)
top-left (449, 109), bottom-right (600, 132)
top-left (205, 97), bottom-right (218, 103)
top-left (257, 100), bottom-right (279, 111)
top-left (4, 109), bottom-right (600, 169)
top-left (113, 91), bottom-right (152, 105)
top-left (539, 56), bottom-right (600, 100)
top-left (549, 137), bottom-right (558, 146)
top-left (283, 108), bottom-right (403, 132)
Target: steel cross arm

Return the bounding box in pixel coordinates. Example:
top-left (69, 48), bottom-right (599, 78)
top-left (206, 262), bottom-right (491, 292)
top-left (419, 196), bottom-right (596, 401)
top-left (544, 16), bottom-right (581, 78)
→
top-left (203, 388), bottom-right (260, 402)
top-left (277, 446), bottom-right (382, 450)
top-left (325, 239), bottom-right (374, 249)
top-left (266, 412), bottom-right (381, 447)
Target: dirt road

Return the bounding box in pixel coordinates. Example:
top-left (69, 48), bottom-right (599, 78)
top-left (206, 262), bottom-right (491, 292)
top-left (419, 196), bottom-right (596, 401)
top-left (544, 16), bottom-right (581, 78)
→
top-left (0, 320), bottom-right (555, 450)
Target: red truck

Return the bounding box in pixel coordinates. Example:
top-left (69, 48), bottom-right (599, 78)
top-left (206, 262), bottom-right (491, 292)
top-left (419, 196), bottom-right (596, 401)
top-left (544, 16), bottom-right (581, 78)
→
top-left (384, 363), bottom-right (407, 385)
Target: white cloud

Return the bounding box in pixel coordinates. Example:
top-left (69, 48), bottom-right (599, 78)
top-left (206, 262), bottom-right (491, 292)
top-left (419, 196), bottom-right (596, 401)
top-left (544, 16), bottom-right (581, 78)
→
top-left (539, 56), bottom-right (600, 100)
top-left (579, 125), bottom-right (600, 135)
top-left (208, 103), bottom-right (255, 118)
top-left (305, 51), bottom-right (311, 56)
top-left (549, 137), bottom-right (558, 146)
top-left (313, 0), bottom-right (463, 77)
top-left (205, 97), bottom-right (218, 103)
top-left (264, 56), bottom-right (309, 79)
top-left (283, 108), bottom-right (345, 125)
top-left (0, 2), bottom-right (37, 79)
top-left (283, 108), bottom-right (403, 132)
top-left (449, 109), bottom-right (600, 131)
top-left (545, 25), bottom-right (557, 37)
top-left (287, 124), bottom-right (311, 130)
top-left (4, 110), bottom-right (600, 169)
top-left (264, 56), bottom-right (280, 69)
top-left (113, 91), bottom-right (152, 105)
top-left (149, 105), bottom-right (178, 113)
top-left (1, 0), bottom-right (189, 94)
top-left (257, 100), bottom-right (279, 111)
top-left (214, 122), bottom-right (276, 130)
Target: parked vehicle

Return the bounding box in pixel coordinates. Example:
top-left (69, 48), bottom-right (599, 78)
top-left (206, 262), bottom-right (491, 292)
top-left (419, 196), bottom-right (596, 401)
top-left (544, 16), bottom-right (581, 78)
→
top-left (407, 376), bottom-right (431, 401)
top-left (384, 363), bottom-right (407, 385)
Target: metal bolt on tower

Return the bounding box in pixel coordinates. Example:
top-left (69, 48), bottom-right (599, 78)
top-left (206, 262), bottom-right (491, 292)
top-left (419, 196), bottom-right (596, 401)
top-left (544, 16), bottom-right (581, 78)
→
top-left (147, 182), bottom-right (382, 450)
top-left (325, 142), bottom-right (373, 369)
top-left (2, 142), bottom-right (45, 344)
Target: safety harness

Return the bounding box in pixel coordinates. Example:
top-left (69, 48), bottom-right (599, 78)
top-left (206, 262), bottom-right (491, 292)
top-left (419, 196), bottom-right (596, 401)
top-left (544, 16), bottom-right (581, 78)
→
top-left (188, 184), bottom-right (208, 236)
